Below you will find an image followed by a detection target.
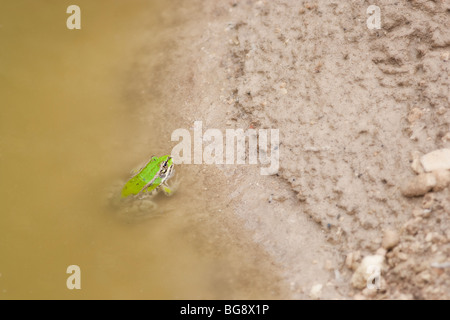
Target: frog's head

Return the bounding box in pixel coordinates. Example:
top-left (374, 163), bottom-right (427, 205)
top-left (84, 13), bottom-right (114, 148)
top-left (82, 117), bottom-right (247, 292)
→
top-left (156, 155), bottom-right (175, 182)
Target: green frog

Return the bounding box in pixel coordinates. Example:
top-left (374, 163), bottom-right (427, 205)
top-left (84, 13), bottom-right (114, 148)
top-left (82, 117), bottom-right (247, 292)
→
top-left (121, 155), bottom-right (176, 198)
top-left (108, 155), bottom-right (178, 221)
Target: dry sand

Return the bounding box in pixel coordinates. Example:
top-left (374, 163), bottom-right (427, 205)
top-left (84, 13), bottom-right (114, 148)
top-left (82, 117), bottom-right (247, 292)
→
top-left (131, 0), bottom-right (449, 299)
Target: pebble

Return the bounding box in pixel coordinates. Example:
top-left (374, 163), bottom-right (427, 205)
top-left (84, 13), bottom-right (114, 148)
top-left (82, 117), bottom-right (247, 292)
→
top-left (376, 247), bottom-right (387, 256)
top-left (420, 149), bottom-right (450, 172)
top-left (432, 169), bottom-right (450, 191)
top-left (396, 293), bottom-right (414, 300)
top-left (345, 251), bottom-right (361, 270)
top-left (353, 293), bottom-right (366, 300)
top-left (418, 271), bottom-right (431, 283)
top-left (362, 287), bottom-right (378, 298)
top-left (412, 208), bottom-right (423, 217)
top-left (401, 173), bottom-right (436, 197)
top-left (437, 107), bottom-right (447, 116)
top-left (407, 108), bottom-right (423, 124)
top-left (357, 121), bottom-right (369, 134)
top-left (382, 229), bottom-right (400, 250)
top-left (272, 194), bottom-right (287, 202)
top-left (442, 132), bottom-right (450, 142)
top-left (403, 217), bottom-right (423, 235)
top-left (422, 193), bottom-right (435, 209)
top-left (351, 255), bottom-right (384, 290)
top-left (309, 284), bottom-right (323, 300)
top-left (397, 252), bottom-right (409, 261)
top-left (422, 209), bottom-right (432, 218)
top-left (411, 158), bottom-right (425, 174)
top-left (410, 151), bottom-right (424, 174)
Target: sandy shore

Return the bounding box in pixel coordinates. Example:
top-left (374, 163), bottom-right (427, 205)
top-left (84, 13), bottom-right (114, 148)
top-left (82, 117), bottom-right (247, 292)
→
top-left (133, 0), bottom-right (449, 299)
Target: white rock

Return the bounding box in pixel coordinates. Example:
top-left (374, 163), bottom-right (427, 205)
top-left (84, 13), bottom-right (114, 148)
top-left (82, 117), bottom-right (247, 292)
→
top-left (411, 158), bottom-right (425, 174)
top-left (345, 251), bottom-right (361, 270)
top-left (401, 173), bottom-right (436, 197)
top-left (351, 255), bottom-right (384, 290)
top-left (410, 151), bottom-right (424, 174)
top-left (432, 169), bottom-right (450, 191)
top-left (382, 229), bottom-right (400, 250)
top-left (422, 193), bottom-right (435, 209)
top-left (420, 149), bottom-right (450, 172)
top-left (362, 287), bottom-right (378, 298)
top-left (376, 248), bottom-right (387, 256)
top-left (309, 284), bottom-right (323, 300)
top-left (442, 132), bottom-right (450, 143)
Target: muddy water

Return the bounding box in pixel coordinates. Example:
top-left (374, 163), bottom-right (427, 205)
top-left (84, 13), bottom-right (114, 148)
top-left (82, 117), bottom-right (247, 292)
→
top-left (0, 1), bottom-right (285, 299)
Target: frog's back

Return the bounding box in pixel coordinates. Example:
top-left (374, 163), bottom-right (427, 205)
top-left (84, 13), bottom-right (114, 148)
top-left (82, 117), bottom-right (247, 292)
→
top-left (121, 157), bottom-right (161, 197)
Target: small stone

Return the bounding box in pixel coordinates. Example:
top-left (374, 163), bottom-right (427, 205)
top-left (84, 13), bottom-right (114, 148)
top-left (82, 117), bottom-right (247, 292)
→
top-left (376, 247), bottom-right (387, 257)
top-left (309, 284), bottom-right (323, 300)
top-left (397, 252), bottom-right (409, 261)
top-left (411, 159), bottom-right (424, 174)
top-left (403, 217), bottom-right (423, 235)
top-left (422, 193), bottom-right (435, 209)
top-left (410, 150), bottom-right (423, 173)
top-left (400, 173), bottom-right (436, 197)
top-left (272, 194), bottom-right (287, 202)
top-left (442, 132), bottom-right (450, 142)
top-left (420, 149), bottom-right (450, 172)
top-left (441, 51), bottom-right (449, 62)
top-left (351, 255), bottom-right (384, 290)
top-left (418, 271), bottom-right (431, 283)
top-left (422, 209), bottom-right (432, 218)
top-left (407, 108), bottom-right (423, 124)
top-left (353, 293), bottom-right (366, 300)
top-left (397, 293), bottom-right (414, 300)
top-left (412, 208), bottom-right (423, 217)
top-left (437, 107), bottom-right (447, 116)
top-left (382, 229), bottom-right (400, 250)
top-left (345, 251), bottom-right (361, 270)
top-left (432, 169), bottom-right (450, 191)
top-left (362, 287), bottom-right (378, 298)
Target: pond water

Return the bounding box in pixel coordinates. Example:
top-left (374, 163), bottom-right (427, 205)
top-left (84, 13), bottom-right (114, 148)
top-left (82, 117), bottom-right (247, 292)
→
top-left (0, 0), bottom-right (284, 299)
